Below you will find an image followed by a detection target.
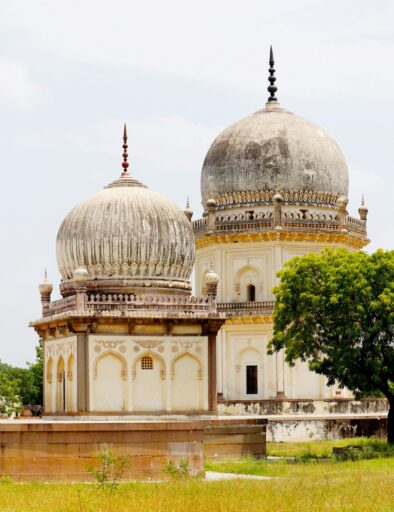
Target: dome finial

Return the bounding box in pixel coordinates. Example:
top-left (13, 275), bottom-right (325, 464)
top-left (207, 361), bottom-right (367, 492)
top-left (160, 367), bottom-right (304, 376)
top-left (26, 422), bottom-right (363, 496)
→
top-left (267, 45), bottom-right (278, 103)
top-left (121, 123), bottom-right (129, 175)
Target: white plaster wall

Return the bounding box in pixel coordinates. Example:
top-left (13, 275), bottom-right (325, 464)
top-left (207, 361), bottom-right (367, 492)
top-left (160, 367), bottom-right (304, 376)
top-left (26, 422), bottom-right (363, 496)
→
top-left (44, 336), bottom-right (77, 413)
top-left (197, 239), bottom-right (351, 401)
top-left (88, 334), bottom-right (208, 413)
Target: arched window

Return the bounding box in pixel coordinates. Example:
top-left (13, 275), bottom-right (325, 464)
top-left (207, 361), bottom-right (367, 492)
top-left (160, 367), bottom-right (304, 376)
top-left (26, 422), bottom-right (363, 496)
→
top-left (247, 284), bottom-right (256, 302)
top-left (141, 356), bottom-right (153, 370)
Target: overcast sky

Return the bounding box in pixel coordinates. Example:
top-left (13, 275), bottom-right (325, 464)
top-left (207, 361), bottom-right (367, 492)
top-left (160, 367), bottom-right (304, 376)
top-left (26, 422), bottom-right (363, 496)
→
top-left (0, 0), bottom-right (393, 366)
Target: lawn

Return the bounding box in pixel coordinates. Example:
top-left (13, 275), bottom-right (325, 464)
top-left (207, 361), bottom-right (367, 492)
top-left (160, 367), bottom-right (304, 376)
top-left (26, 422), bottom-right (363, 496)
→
top-left (0, 439), bottom-right (392, 512)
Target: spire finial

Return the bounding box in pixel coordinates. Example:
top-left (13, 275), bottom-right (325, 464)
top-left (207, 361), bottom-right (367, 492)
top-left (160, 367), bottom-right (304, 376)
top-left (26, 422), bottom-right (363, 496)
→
top-left (121, 123), bottom-right (129, 175)
top-left (361, 194), bottom-right (365, 206)
top-left (267, 45), bottom-right (278, 103)
top-left (186, 196), bottom-right (190, 209)
top-left (44, 268), bottom-right (47, 281)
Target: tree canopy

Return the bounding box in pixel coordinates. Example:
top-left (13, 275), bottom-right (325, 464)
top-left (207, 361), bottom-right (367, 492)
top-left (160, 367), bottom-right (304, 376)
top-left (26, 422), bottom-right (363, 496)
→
top-left (269, 249), bottom-right (394, 442)
top-left (0, 344), bottom-right (43, 414)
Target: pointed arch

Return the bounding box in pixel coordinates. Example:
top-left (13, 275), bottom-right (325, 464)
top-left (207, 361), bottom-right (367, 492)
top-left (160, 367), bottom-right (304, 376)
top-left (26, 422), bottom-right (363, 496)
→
top-left (132, 350), bottom-right (166, 380)
top-left (46, 356), bottom-right (53, 384)
top-left (235, 264), bottom-right (262, 301)
top-left (171, 351), bottom-right (203, 380)
top-left (93, 350), bottom-right (127, 380)
top-left (67, 354), bottom-right (75, 381)
top-left (56, 356), bottom-right (65, 412)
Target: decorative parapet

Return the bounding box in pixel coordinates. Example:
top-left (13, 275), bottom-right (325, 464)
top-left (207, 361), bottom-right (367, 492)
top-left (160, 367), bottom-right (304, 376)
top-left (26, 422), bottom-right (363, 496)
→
top-left (41, 293), bottom-right (217, 318)
top-left (217, 301), bottom-right (275, 316)
top-left (193, 211), bottom-right (367, 241)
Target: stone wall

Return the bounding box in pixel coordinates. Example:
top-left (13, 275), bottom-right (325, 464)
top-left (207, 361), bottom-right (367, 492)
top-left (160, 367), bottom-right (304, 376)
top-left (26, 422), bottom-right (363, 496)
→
top-left (0, 421), bottom-right (204, 481)
top-left (218, 398), bottom-right (389, 416)
top-left (0, 418), bottom-right (267, 481)
top-left (268, 417), bottom-right (387, 442)
top-left (203, 418), bottom-right (266, 460)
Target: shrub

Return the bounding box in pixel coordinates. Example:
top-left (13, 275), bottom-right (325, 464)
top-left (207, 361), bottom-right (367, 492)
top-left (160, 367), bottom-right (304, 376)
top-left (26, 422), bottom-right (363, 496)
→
top-left (88, 449), bottom-right (129, 490)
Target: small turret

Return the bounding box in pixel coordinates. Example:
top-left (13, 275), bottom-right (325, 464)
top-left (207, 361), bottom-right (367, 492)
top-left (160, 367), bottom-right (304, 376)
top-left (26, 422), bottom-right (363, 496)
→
top-left (358, 195), bottom-right (368, 221)
top-left (184, 197), bottom-right (193, 222)
top-left (39, 269), bottom-right (53, 314)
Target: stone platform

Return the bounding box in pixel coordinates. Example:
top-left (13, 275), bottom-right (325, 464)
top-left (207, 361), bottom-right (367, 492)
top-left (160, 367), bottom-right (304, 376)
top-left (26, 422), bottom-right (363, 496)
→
top-left (0, 417), bottom-right (267, 481)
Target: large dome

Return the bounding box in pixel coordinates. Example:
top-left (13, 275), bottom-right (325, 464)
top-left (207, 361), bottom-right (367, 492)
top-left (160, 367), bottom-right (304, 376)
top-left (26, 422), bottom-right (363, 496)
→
top-left (201, 102), bottom-right (349, 208)
top-left (56, 173), bottom-right (195, 296)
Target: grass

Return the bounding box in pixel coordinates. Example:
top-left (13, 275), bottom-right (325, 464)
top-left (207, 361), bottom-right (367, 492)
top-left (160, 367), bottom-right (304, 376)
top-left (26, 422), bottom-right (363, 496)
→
top-left (0, 470), bottom-right (392, 512)
top-left (0, 439), bottom-right (393, 511)
top-left (267, 436), bottom-right (390, 458)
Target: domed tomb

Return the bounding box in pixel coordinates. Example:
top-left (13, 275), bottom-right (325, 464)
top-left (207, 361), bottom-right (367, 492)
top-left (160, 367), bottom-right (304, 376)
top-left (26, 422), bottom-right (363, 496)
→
top-left (57, 130), bottom-right (195, 297)
top-left (201, 104), bottom-right (349, 209)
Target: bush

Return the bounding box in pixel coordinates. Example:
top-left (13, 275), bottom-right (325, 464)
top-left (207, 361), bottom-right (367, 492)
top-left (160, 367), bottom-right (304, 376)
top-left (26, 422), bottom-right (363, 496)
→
top-left (163, 459), bottom-right (195, 480)
top-left (333, 440), bottom-right (394, 461)
top-left (88, 449), bottom-right (129, 490)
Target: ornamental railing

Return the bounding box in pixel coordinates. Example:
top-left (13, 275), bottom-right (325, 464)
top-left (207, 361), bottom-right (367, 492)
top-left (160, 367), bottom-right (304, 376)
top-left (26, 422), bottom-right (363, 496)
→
top-left (193, 214), bottom-right (367, 238)
top-left (217, 301), bottom-right (275, 316)
top-left (42, 293), bottom-right (215, 317)
top-left (43, 295), bottom-right (77, 317)
top-left (86, 293), bottom-right (212, 312)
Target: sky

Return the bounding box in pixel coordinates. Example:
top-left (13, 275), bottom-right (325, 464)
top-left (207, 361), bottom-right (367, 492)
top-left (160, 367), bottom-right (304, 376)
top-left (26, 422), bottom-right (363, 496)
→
top-left (0, 0), bottom-right (393, 366)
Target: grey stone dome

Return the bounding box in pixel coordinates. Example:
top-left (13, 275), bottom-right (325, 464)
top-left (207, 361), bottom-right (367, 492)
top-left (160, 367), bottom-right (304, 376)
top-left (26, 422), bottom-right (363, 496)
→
top-left (56, 173), bottom-right (195, 294)
top-left (201, 103), bottom-right (349, 207)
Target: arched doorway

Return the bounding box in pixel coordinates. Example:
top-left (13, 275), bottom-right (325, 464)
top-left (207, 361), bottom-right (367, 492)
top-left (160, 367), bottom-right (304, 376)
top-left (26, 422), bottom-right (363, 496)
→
top-left (56, 356), bottom-right (65, 412)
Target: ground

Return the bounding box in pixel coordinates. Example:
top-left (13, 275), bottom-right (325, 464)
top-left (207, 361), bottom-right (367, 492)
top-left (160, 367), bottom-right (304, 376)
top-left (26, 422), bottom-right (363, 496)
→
top-left (0, 439), bottom-right (393, 511)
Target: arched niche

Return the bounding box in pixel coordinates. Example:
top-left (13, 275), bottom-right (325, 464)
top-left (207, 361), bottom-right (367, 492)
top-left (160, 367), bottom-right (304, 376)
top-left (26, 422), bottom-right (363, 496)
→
top-left (235, 264), bottom-right (262, 301)
top-left (45, 357), bottom-right (54, 413)
top-left (132, 351), bottom-right (166, 411)
top-left (93, 351), bottom-right (127, 412)
top-left (56, 356), bottom-right (65, 413)
top-left (171, 351), bottom-right (203, 411)
top-left (66, 354), bottom-right (76, 412)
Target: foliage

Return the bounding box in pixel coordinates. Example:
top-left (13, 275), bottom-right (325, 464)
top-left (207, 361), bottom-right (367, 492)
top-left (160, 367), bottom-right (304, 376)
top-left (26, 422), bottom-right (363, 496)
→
top-left (0, 373), bottom-right (22, 417)
top-left (163, 459), bottom-right (194, 480)
top-left (269, 249), bottom-right (394, 441)
top-left (0, 343), bottom-right (43, 407)
top-left (87, 449), bottom-right (129, 490)
top-left (333, 439), bottom-right (394, 461)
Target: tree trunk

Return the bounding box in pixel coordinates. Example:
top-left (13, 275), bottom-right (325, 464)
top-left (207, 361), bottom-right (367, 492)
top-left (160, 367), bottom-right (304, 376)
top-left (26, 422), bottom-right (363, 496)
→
top-left (387, 400), bottom-right (394, 444)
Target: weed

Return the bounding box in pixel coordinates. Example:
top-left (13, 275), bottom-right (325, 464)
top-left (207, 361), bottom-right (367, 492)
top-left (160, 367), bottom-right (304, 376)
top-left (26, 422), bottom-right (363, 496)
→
top-left (164, 459), bottom-right (195, 480)
top-left (87, 448), bottom-right (129, 490)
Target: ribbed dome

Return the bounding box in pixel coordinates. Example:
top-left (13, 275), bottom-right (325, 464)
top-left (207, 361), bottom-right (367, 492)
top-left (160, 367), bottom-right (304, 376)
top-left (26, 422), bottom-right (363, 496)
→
top-left (201, 103), bottom-right (349, 207)
top-left (56, 173), bottom-right (195, 295)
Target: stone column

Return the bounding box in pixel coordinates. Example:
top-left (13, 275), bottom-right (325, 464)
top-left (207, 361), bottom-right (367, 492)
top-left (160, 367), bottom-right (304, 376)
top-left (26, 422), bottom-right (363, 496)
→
top-left (273, 193), bottom-right (283, 229)
top-left (76, 333), bottom-right (89, 412)
top-left (208, 332), bottom-right (217, 412)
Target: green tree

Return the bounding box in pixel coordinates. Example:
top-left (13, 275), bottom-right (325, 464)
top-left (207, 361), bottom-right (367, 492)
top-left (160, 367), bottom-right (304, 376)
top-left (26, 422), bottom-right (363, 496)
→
top-left (0, 373), bottom-right (22, 417)
top-left (269, 249), bottom-right (394, 443)
top-left (0, 343), bottom-right (43, 407)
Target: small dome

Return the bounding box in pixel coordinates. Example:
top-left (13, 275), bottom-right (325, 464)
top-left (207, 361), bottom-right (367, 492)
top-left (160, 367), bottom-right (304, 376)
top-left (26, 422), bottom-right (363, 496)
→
top-left (201, 103), bottom-right (349, 208)
top-left (56, 173), bottom-right (195, 295)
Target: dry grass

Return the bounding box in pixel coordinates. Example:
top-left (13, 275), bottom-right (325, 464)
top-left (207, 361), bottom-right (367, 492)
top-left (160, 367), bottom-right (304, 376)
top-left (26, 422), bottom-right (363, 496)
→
top-left (0, 458), bottom-right (393, 512)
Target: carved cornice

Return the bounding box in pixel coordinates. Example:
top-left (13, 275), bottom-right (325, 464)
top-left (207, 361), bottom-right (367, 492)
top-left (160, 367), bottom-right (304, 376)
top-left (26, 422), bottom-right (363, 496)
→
top-left (211, 188), bottom-right (340, 209)
top-left (196, 231), bottom-right (369, 250)
top-left (224, 316), bottom-right (273, 325)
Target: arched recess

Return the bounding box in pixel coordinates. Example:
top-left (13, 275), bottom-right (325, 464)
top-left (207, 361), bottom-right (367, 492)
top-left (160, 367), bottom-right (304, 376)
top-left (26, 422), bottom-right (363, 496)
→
top-left (56, 356), bottom-right (65, 413)
top-left (66, 354), bottom-right (76, 412)
top-left (171, 352), bottom-right (203, 411)
top-left (236, 347), bottom-right (263, 399)
top-left (45, 356), bottom-right (54, 413)
top-left (93, 351), bottom-right (127, 412)
top-left (235, 265), bottom-right (262, 301)
top-left (132, 351), bottom-right (166, 411)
